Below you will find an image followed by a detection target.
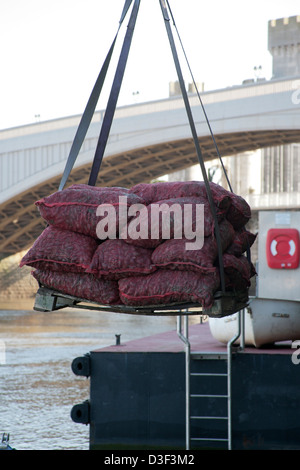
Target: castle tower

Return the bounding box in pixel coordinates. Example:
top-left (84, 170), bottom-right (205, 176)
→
top-left (268, 15), bottom-right (300, 78)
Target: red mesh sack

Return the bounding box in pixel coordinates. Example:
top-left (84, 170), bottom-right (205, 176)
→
top-left (20, 225), bottom-right (98, 273)
top-left (87, 239), bottom-right (156, 279)
top-left (223, 254), bottom-right (255, 291)
top-left (226, 194), bottom-right (251, 229)
top-left (151, 219), bottom-right (235, 272)
top-left (130, 181), bottom-right (251, 230)
top-left (129, 181), bottom-right (231, 210)
top-left (32, 269), bottom-right (120, 305)
top-left (121, 196), bottom-right (224, 248)
top-left (226, 229), bottom-right (257, 256)
top-left (118, 269), bottom-right (220, 308)
top-left (151, 238), bottom-right (217, 273)
top-left (35, 186), bottom-right (144, 239)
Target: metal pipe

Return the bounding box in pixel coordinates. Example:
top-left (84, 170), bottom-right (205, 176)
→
top-left (227, 310), bottom-right (241, 450)
top-left (240, 308), bottom-right (245, 351)
top-left (177, 315), bottom-right (190, 450)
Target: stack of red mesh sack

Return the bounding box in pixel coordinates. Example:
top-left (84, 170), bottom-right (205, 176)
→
top-left (20, 181), bottom-right (256, 310)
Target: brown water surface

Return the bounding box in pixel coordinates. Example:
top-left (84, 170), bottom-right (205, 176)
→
top-left (0, 304), bottom-right (181, 450)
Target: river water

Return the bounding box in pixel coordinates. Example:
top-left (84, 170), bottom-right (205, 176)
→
top-left (0, 303), bottom-right (190, 450)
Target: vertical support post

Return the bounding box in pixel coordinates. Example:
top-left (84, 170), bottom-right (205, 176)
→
top-left (227, 310), bottom-right (241, 450)
top-left (240, 308), bottom-right (245, 351)
top-left (177, 314), bottom-right (190, 450)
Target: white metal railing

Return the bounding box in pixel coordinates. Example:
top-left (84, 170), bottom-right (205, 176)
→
top-left (177, 310), bottom-right (245, 451)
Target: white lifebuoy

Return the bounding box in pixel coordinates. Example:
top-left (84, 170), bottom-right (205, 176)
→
top-left (270, 239), bottom-right (277, 256)
top-left (270, 238), bottom-right (296, 257)
top-left (289, 239), bottom-right (296, 256)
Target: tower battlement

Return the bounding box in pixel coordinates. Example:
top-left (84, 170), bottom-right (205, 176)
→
top-left (268, 15), bottom-right (300, 78)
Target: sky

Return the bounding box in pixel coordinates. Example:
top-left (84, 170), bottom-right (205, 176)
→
top-left (0, 0), bottom-right (299, 130)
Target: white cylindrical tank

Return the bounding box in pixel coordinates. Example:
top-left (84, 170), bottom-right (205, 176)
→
top-left (209, 297), bottom-right (300, 347)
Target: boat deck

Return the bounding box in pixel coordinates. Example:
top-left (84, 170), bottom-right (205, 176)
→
top-left (85, 321), bottom-right (299, 450)
top-left (94, 321), bottom-right (293, 355)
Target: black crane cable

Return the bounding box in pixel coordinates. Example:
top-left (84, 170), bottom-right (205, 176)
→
top-left (165, 0), bottom-right (251, 266)
top-left (159, 0), bottom-right (228, 294)
top-left (165, 0), bottom-right (233, 193)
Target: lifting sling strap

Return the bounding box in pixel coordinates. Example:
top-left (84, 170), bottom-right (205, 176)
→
top-left (88, 0), bottom-right (140, 186)
top-left (58, 0), bottom-right (134, 191)
top-left (159, 0), bottom-right (226, 293)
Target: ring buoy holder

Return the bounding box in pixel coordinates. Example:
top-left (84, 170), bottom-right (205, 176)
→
top-left (34, 0), bottom-right (251, 318)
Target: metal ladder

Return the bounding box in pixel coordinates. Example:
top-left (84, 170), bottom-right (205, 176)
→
top-left (177, 310), bottom-right (245, 450)
top-left (189, 350), bottom-right (229, 448)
